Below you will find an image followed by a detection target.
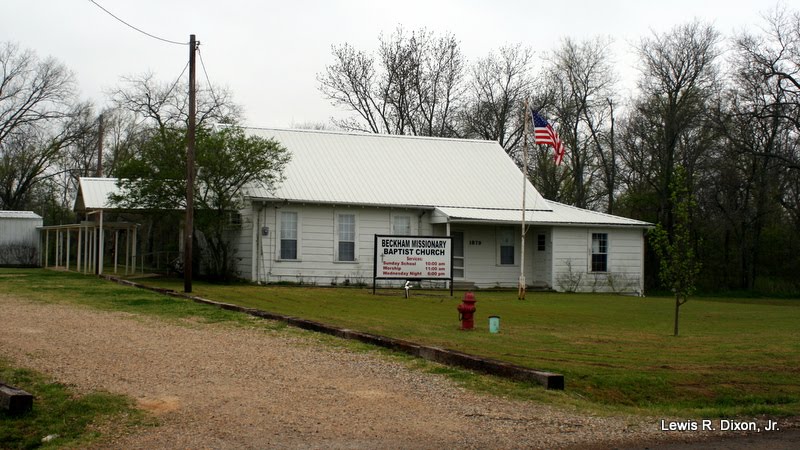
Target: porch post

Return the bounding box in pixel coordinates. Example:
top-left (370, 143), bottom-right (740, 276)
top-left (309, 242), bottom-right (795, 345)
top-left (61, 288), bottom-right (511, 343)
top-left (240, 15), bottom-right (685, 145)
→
top-left (114, 229), bottom-right (119, 274)
top-left (44, 230), bottom-right (50, 268)
top-left (125, 227), bottom-right (130, 275)
top-left (66, 228), bottom-right (71, 271)
top-left (85, 228), bottom-right (89, 272)
top-left (90, 228), bottom-right (95, 273)
top-left (132, 226), bottom-right (138, 274)
top-left (98, 210), bottom-right (104, 275)
top-left (77, 225), bottom-right (83, 273)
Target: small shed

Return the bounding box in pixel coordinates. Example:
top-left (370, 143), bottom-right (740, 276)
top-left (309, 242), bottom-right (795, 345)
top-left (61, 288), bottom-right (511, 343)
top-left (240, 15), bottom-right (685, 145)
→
top-left (0, 211), bottom-right (43, 266)
top-left (37, 178), bottom-right (139, 275)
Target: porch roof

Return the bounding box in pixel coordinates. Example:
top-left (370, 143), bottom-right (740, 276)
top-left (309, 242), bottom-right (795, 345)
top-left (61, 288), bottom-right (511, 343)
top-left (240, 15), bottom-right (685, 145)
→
top-left (433, 202), bottom-right (651, 227)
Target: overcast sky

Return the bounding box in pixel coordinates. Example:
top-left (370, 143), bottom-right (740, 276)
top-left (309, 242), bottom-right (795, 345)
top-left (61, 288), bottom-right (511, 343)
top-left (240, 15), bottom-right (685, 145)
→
top-left (2, 0), bottom-right (777, 128)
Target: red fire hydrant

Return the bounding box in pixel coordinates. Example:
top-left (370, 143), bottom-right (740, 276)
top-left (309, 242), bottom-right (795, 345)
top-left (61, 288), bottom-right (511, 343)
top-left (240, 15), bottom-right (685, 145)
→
top-left (457, 292), bottom-right (477, 330)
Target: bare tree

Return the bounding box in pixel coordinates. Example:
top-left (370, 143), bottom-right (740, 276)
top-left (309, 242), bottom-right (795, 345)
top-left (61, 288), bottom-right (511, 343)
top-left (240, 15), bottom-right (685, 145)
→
top-left (318, 27), bottom-right (465, 137)
top-left (620, 21), bottom-right (721, 230)
top-left (702, 5), bottom-right (800, 289)
top-left (544, 37), bottom-right (617, 210)
top-left (0, 42), bottom-right (88, 211)
top-left (109, 71), bottom-right (241, 138)
top-left (100, 107), bottom-right (144, 176)
top-left (734, 6), bottom-right (800, 137)
top-left (460, 44), bottom-right (536, 153)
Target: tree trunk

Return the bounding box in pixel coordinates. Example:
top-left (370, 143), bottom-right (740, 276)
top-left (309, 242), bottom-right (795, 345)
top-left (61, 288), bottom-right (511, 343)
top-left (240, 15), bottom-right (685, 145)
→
top-left (674, 294), bottom-right (681, 336)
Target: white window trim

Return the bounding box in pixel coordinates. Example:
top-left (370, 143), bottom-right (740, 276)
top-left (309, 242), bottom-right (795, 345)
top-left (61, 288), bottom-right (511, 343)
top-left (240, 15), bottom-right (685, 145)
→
top-left (451, 229), bottom-right (466, 279)
top-left (495, 226), bottom-right (518, 266)
top-left (391, 212), bottom-right (413, 236)
top-left (276, 210), bottom-right (302, 261)
top-left (334, 210), bottom-right (359, 263)
top-left (588, 231), bottom-right (610, 273)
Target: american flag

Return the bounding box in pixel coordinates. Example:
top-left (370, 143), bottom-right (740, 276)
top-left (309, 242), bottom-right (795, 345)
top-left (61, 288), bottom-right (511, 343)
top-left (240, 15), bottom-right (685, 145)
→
top-left (530, 108), bottom-right (565, 165)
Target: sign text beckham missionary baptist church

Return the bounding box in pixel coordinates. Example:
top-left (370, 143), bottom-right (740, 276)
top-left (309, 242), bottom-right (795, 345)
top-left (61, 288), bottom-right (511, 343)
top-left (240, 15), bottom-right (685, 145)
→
top-left (373, 235), bottom-right (452, 281)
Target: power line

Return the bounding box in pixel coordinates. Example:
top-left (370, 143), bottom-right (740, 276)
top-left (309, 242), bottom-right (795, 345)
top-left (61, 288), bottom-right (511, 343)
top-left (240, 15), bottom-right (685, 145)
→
top-left (165, 60), bottom-right (191, 102)
top-left (88, 0), bottom-right (188, 46)
top-left (197, 48), bottom-right (219, 104)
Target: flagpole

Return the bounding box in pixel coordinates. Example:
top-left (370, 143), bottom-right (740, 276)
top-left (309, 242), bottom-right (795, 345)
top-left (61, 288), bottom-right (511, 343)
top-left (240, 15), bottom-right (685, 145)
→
top-left (519, 99), bottom-right (529, 300)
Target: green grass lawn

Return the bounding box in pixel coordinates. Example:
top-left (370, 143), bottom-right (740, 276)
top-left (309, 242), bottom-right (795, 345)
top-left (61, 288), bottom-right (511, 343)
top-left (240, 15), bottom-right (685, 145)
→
top-left (1, 268), bottom-right (798, 418)
top-left (0, 358), bottom-right (151, 449)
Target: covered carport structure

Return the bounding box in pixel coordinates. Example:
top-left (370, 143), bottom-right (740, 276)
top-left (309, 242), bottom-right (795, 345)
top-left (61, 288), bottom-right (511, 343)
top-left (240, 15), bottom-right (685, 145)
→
top-left (39, 178), bottom-right (138, 275)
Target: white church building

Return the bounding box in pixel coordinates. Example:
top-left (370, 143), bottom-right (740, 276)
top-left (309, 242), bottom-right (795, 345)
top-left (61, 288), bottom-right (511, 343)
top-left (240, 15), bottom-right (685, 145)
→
top-left (233, 128), bottom-right (649, 293)
top-left (74, 128), bottom-right (650, 293)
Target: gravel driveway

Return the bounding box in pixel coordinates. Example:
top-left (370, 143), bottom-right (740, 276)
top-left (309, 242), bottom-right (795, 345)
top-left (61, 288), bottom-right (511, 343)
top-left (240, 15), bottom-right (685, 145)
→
top-left (0, 295), bottom-right (788, 449)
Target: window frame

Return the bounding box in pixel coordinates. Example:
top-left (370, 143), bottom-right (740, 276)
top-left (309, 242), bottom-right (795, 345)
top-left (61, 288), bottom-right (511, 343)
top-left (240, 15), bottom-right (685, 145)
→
top-left (334, 211), bottom-right (358, 263)
top-left (391, 213), bottom-right (413, 236)
top-left (590, 232), bottom-right (609, 273)
top-left (277, 210), bottom-right (301, 261)
top-left (496, 227), bottom-right (516, 266)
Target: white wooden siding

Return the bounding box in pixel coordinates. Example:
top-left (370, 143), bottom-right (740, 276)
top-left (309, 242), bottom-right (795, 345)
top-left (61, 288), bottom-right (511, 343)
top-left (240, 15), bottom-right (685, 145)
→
top-left (230, 199), bottom-right (255, 278)
top-left (552, 227), bottom-right (643, 293)
top-left (236, 202), bottom-right (644, 293)
top-left (443, 225), bottom-right (553, 288)
top-left (251, 203), bottom-right (430, 285)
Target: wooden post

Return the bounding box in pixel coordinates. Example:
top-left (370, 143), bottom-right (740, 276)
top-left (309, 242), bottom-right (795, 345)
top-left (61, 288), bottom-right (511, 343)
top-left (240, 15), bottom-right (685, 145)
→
top-left (125, 227), bottom-right (130, 275)
top-left (132, 226), bottom-right (138, 274)
top-left (90, 228), bottom-right (95, 273)
top-left (77, 225), bottom-right (83, 273)
top-left (84, 226), bottom-right (90, 274)
top-left (66, 228), bottom-right (71, 271)
top-left (98, 210), bottom-right (104, 275)
top-left (96, 114), bottom-right (104, 177)
top-left (44, 230), bottom-right (49, 268)
top-left (184, 34), bottom-right (197, 293)
top-left (114, 229), bottom-right (119, 274)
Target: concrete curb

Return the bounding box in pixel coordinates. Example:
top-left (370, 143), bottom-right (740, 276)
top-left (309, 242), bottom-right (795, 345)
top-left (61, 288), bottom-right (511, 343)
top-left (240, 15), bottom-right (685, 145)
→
top-left (102, 275), bottom-right (565, 390)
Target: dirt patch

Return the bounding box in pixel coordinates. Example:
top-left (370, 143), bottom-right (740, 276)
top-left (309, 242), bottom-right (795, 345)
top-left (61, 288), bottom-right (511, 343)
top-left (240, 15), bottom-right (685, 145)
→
top-left (0, 295), bottom-right (792, 449)
top-left (137, 396), bottom-right (181, 415)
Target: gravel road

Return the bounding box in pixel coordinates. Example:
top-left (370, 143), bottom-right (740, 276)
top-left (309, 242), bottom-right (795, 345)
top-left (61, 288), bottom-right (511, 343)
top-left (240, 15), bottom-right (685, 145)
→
top-left (0, 295), bottom-right (790, 449)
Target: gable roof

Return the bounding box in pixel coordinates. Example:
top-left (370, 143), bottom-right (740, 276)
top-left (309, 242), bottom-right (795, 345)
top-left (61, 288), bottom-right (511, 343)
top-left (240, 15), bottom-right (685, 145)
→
top-left (244, 128), bottom-right (551, 211)
top-left (74, 177), bottom-right (121, 211)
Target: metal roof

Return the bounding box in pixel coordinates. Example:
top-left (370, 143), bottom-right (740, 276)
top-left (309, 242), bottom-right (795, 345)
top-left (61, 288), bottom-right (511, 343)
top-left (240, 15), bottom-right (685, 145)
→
top-left (0, 210), bottom-right (42, 220)
top-left (75, 177), bottom-right (120, 210)
top-left (245, 128), bottom-right (551, 211)
top-left (434, 202), bottom-right (651, 227)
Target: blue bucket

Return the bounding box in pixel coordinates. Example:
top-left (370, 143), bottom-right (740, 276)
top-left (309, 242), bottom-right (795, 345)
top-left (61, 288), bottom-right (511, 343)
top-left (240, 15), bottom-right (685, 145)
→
top-left (488, 316), bottom-right (500, 334)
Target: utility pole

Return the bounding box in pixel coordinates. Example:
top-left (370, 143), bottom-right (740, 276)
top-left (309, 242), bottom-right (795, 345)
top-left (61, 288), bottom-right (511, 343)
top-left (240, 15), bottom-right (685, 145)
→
top-left (96, 113), bottom-right (104, 177)
top-left (95, 113), bottom-right (104, 275)
top-left (184, 34), bottom-right (197, 293)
